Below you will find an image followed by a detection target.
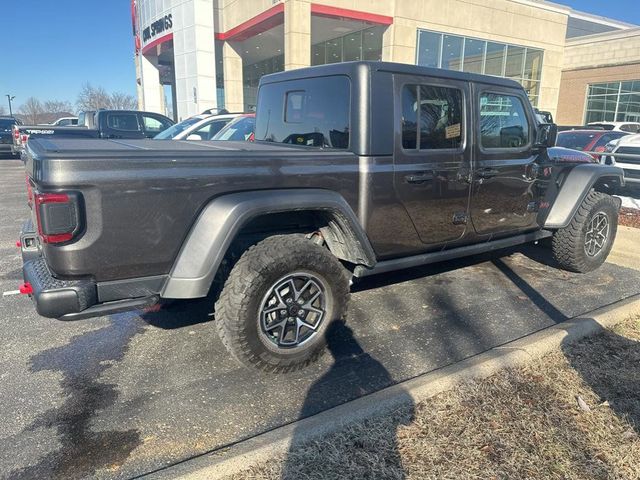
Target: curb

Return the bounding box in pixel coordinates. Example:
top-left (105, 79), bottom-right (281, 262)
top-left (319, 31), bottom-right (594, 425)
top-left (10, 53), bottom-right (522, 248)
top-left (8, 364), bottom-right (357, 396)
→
top-left (145, 294), bottom-right (640, 480)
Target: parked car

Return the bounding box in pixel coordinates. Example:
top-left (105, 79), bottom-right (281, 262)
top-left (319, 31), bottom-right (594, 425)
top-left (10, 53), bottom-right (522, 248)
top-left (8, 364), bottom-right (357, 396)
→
top-left (601, 133), bottom-right (640, 186)
top-left (12, 109), bottom-right (174, 155)
top-left (0, 116), bottom-right (22, 157)
top-left (211, 114), bottom-right (255, 141)
top-left (19, 61), bottom-right (624, 373)
top-left (154, 113), bottom-right (240, 140)
top-left (556, 129), bottom-right (630, 158)
top-left (51, 117), bottom-right (78, 126)
top-left (588, 121), bottom-right (640, 133)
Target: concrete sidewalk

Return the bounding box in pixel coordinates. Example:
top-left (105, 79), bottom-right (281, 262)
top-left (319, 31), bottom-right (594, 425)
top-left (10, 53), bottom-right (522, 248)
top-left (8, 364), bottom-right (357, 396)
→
top-left (608, 225), bottom-right (640, 271)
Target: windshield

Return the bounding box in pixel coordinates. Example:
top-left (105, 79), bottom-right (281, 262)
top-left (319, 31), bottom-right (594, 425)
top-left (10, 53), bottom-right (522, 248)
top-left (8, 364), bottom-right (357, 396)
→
top-left (154, 117), bottom-right (202, 139)
top-left (0, 119), bottom-right (16, 131)
top-left (212, 116), bottom-right (255, 141)
top-left (556, 132), bottom-right (597, 150)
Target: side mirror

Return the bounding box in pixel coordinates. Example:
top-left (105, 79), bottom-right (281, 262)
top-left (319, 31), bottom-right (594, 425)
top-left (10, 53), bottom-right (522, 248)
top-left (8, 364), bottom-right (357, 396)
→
top-left (534, 123), bottom-right (558, 148)
top-left (186, 134), bottom-right (202, 141)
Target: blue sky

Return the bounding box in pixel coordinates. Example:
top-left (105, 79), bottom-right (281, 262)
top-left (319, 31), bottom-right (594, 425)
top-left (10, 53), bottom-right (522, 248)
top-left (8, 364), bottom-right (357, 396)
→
top-left (1, 0), bottom-right (638, 112)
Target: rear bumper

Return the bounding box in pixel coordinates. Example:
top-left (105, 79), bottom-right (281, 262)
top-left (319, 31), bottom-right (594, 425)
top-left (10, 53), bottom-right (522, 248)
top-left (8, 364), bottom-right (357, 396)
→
top-left (20, 220), bottom-right (158, 320)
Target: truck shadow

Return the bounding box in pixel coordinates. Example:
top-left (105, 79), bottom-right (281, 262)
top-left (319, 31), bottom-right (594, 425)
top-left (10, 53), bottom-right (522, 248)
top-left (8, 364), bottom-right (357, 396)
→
top-left (281, 320), bottom-right (414, 479)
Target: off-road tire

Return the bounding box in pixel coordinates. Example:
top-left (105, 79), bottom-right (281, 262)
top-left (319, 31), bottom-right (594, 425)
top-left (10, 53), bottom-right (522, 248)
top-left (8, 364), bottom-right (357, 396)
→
top-left (552, 191), bottom-right (618, 273)
top-left (215, 234), bottom-right (351, 373)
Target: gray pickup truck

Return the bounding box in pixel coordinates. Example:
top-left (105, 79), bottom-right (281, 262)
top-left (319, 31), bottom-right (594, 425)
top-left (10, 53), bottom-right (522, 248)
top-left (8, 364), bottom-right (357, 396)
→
top-left (19, 62), bottom-right (624, 372)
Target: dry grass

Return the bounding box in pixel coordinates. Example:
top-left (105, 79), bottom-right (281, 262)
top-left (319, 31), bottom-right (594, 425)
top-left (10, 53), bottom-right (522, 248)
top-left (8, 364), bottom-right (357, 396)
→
top-left (233, 316), bottom-right (640, 480)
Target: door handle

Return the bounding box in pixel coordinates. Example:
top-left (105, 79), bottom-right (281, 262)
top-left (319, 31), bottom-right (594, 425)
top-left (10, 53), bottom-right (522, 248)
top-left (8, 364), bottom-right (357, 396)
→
top-left (477, 168), bottom-right (500, 179)
top-left (405, 172), bottom-right (432, 184)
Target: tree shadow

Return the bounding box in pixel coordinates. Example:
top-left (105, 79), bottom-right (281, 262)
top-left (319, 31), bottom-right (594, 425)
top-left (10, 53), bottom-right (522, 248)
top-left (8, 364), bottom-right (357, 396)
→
top-left (562, 321), bottom-right (640, 436)
top-left (493, 255), bottom-right (640, 436)
top-left (281, 320), bottom-right (414, 479)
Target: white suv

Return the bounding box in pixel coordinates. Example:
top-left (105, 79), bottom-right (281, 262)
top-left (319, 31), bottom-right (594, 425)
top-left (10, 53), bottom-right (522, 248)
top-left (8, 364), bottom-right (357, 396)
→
top-left (154, 113), bottom-right (241, 140)
top-left (603, 133), bottom-right (640, 185)
top-left (589, 121), bottom-right (640, 134)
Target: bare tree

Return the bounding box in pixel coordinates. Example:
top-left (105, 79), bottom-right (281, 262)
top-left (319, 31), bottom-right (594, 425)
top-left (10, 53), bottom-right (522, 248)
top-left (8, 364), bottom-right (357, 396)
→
top-left (76, 83), bottom-right (111, 111)
top-left (43, 100), bottom-right (74, 115)
top-left (76, 83), bottom-right (136, 111)
top-left (19, 97), bottom-right (45, 124)
top-left (109, 92), bottom-right (137, 110)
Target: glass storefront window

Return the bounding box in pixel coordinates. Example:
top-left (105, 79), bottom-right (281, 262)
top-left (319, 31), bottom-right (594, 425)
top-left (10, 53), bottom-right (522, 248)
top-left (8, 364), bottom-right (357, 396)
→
top-left (463, 38), bottom-right (485, 74)
top-left (441, 35), bottom-right (463, 71)
top-left (585, 80), bottom-right (640, 123)
top-left (417, 31), bottom-right (441, 68)
top-left (505, 45), bottom-right (525, 79)
top-left (362, 27), bottom-right (383, 61)
top-left (416, 29), bottom-right (544, 106)
top-left (485, 42), bottom-right (505, 76)
top-left (312, 26), bottom-right (383, 66)
top-left (343, 32), bottom-right (362, 61)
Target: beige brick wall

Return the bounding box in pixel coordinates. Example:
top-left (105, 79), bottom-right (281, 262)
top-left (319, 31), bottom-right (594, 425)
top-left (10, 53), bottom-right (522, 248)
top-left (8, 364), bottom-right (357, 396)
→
top-left (556, 63), bottom-right (640, 125)
top-left (563, 28), bottom-right (640, 71)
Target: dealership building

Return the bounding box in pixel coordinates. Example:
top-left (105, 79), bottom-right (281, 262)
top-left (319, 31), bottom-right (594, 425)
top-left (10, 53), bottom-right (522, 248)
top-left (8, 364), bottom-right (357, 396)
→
top-left (132, 0), bottom-right (640, 125)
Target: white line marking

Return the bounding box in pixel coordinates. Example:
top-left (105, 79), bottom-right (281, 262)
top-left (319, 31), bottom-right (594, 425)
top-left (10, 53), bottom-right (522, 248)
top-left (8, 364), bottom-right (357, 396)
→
top-left (2, 290), bottom-right (20, 297)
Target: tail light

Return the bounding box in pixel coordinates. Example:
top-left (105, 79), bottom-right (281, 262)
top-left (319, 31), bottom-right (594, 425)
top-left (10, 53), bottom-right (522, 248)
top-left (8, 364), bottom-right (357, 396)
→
top-left (20, 133), bottom-right (29, 145)
top-left (13, 126), bottom-right (20, 140)
top-left (34, 192), bottom-right (82, 244)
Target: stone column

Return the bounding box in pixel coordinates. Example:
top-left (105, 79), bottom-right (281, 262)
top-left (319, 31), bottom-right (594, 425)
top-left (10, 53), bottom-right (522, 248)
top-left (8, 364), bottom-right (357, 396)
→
top-left (222, 41), bottom-right (244, 112)
top-left (284, 0), bottom-right (311, 71)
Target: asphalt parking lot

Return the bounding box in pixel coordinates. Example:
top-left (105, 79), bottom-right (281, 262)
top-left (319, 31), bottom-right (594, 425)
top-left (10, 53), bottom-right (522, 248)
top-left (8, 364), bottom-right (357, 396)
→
top-left (1, 154), bottom-right (640, 480)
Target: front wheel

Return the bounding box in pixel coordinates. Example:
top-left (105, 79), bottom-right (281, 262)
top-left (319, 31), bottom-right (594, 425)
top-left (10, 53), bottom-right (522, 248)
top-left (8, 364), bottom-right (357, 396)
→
top-left (552, 191), bottom-right (618, 273)
top-left (215, 234), bottom-right (351, 372)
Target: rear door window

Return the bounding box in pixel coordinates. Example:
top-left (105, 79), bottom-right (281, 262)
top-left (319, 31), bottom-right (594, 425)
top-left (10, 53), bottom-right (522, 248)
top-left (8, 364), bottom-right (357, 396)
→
top-left (107, 113), bottom-right (140, 131)
top-left (479, 93), bottom-right (530, 149)
top-left (401, 84), bottom-right (464, 150)
top-left (142, 114), bottom-right (172, 135)
top-left (192, 119), bottom-right (231, 140)
top-left (255, 75), bottom-right (350, 149)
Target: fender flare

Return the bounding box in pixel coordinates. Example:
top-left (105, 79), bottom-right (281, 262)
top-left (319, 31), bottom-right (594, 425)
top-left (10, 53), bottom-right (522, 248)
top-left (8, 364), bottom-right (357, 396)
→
top-left (161, 189), bottom-right (376, 299)
top-left (544, 164), bottom-right (624, 229)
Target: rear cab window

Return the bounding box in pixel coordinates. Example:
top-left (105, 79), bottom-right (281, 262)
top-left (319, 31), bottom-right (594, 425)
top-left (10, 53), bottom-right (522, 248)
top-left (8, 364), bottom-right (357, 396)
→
top-left (479, 93), bottom-right (530, 149)
top-left (106, 113), bottom-right (140, 131)
top-left (255, 76), bottom-right (350, 149)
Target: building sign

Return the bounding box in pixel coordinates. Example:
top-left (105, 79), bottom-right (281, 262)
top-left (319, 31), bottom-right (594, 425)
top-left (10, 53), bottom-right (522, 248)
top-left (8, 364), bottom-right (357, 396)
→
top-left (142, 14), bottom-right (173, 43)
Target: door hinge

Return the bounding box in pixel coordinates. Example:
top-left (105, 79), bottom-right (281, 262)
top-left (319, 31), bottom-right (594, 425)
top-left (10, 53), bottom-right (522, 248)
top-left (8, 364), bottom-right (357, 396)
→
top-left (452, 212), bottom-right (468, 225)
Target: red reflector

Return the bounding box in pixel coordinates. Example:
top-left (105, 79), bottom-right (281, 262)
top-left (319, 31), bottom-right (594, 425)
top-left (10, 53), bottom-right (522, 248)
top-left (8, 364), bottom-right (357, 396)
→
top-left (16, 241), bottom-right (21, 248)
top-left (42, 233), bottom-right (73, 243)
top-left (34, 192), bottom-right (74, 244)
top-left (19, 282), bottom-right (33, 295)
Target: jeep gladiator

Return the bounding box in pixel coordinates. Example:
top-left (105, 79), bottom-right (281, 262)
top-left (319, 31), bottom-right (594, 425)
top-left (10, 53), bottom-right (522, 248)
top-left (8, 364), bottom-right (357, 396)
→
top-left (19, 62), bottom-right (624, 372)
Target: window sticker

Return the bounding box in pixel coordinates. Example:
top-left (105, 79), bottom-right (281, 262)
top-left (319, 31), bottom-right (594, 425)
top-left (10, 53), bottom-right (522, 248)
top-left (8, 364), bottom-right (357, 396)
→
top-left (445, 123), bottom-right (461, 139)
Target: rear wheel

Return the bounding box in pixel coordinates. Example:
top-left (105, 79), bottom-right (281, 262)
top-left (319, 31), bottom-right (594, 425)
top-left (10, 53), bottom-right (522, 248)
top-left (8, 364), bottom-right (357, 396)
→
top-left (215, 234), bottom-right (350, 372)
top-left (552, 191), bottom-right (618, 273)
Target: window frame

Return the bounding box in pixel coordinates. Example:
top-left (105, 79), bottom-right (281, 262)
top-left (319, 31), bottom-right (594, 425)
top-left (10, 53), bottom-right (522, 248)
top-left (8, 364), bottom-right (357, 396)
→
top-left (106, 112), bottom-right (141, 132)
top-left (141, 113), bottom-right (171, 135)
top-left (476, 88), bottom-right (534, 154)
top-left (399, 80), bottom-right (467, 155)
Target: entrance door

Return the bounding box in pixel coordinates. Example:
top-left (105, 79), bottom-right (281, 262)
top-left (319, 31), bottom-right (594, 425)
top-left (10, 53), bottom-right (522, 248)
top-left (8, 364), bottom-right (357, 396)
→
top-left (469, 88), bottom-right (540, 235)
top-left (393, 75), bottom-right (472, 247)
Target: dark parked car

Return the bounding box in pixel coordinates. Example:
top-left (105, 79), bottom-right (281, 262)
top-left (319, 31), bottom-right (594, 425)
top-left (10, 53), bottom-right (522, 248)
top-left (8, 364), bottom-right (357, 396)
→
top-left (0, 116), bottom-right (22, 157)
top-left (556, 129), bottom-right (630, 158)
top-left (19, 62), bottom-right (624, 372)
top-left (12, 110), bottom-right (174, 155)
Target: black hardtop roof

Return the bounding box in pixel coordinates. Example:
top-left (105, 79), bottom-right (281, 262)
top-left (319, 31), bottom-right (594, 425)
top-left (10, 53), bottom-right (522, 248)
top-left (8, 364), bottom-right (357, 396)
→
top-left (260, 60), bottom-right (523, 90)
